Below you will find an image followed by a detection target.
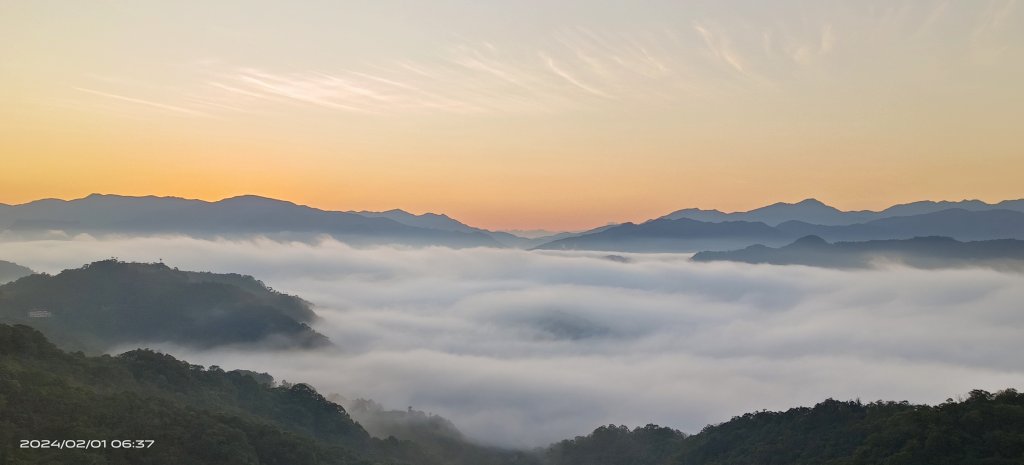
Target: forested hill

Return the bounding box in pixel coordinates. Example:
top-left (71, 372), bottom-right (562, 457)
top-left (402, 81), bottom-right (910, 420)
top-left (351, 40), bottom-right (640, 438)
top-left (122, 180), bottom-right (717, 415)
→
top-left (546, 391), bottom-right (1024, 465)
top-left (3, 323), bottom-right (1023, 464)
top-left (0, 324), bottom-right (537, 465)
top-left (0, 260), bottom-right (328, 352)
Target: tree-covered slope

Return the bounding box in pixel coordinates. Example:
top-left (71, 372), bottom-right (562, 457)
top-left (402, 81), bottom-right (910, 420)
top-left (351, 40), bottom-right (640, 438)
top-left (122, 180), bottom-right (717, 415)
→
top-left (0, 260), bottom-right (328, 352)
top-left (0, 324), bottom-right (537, 465)
top-left (545, 424), bottom-right (688, 465)
top-left (0, 323), bottom-right (368, 464)
top-left (4, 322), bottom-right (1024, 464)
top-left (545, 392), bottom-right (1024, 465)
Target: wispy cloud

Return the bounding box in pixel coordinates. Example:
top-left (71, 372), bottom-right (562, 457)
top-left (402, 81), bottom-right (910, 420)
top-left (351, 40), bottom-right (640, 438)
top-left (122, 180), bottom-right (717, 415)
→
top-left (539, 52), bottom-right (615, 98)
top-left (74, 87), bottom-right (210, 117)
top-left (68, 1), bottom-right (1023, 119)
top-left (913, 0), bottom-right (950, 37)
top-left (971, 0), bottom-right (1018, 62)
top-left (234, 70), bottom-right (379, 113)
top-left (975, 0), bottom-right (1017, 38)
top-left (693, 21), bottom-right (747, 74)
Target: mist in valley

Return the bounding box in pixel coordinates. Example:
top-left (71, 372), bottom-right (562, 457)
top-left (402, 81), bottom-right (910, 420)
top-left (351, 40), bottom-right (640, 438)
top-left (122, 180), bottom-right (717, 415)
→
top-left (2, 235), bottom-right (1022, 447)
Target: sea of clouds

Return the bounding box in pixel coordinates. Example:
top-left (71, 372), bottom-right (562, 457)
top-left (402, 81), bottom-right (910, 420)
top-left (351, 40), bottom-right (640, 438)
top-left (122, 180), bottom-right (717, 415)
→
top-left (2, 235), bottom-right (1023, 447)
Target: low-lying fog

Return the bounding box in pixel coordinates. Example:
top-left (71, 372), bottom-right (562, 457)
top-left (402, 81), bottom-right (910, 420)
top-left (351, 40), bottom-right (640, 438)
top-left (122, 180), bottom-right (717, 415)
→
top-left (2, 235), bottom-right (1023, 447)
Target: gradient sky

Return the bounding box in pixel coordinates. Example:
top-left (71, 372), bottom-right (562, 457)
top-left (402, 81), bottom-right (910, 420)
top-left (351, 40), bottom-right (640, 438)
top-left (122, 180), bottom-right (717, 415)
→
top-left (2, 0), bottom-right (1022, 230)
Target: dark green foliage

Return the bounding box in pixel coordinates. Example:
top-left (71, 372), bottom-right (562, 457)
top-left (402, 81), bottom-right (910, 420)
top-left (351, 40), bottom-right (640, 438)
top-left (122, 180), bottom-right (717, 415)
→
top-left (545, 424), bottom-right (688, 465)
top-left (4, 322), bottom-right (1023, 464)
top-left (0, 324), bottom-right (537, 465)
top-left (676, 398), bottom-right (900, 464)
top-left (848, 390), bottom-right (1024, 465)
top-left (0, 260), bottom-right (328, 352)
top-left (180, 271), bottom-right (316, 322)
top-left (0, 324), bottom-right (358, 464)
top-left (544, 394), bottom-right (1024, 465)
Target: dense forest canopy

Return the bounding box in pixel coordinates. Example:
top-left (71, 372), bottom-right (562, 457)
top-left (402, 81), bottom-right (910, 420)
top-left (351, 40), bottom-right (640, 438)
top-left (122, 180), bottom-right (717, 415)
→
top-left (0, 260), bottom-right (328, 352)
top-left (3, 323), bottom-right (1023, 464)
top-left (0, 324), bottom-right (534, 465)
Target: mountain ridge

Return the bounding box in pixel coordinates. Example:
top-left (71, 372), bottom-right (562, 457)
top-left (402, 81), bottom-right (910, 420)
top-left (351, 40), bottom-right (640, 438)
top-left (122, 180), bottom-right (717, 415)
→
top-left (533, 218), bottom-right (791, 252)
top-left (692, 235), bottom-right (1024, 270)
top-left (534, 208), bottom-right (1024, 252)
top-left (0, 194), bottom-right (503, 248)
top-left (5, 193), bottom-right (1024, 252)
top-left (662, 197), bottom-right (1024, 226)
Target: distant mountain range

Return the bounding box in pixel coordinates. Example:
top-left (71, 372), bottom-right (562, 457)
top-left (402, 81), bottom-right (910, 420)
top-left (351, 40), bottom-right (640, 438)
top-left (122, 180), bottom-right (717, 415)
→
top-left (0, 260), bottom-right (328, 352)
top-left (535, 207), bottom-right (1024, 252)
top-left (351, 208), bottom-right (551, 248)
top-left (662, 198), bottom-right (1024, 226)
top-left (774, 208), bottom-right (1024, 242)
top-left (3, 194), bottom-right (1023, 252)
top-left (692, 235), bottom-right (1024, 271)
top-left (533, 218), bottom-right (791, 252)
top-left (0, 194), bottom-right (502, 248)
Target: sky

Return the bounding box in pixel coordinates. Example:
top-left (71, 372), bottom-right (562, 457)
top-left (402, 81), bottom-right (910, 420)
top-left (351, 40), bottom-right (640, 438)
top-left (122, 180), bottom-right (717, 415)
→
top-left (1, 0), bottom-right (1023, 230)
top-left (2, 235), bottom-right (1023, 447)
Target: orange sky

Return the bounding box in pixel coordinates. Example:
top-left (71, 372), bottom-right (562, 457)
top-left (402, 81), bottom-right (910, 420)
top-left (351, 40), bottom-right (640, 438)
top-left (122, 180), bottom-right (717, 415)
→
top-left (1, 1), bottom-right (1022, 231)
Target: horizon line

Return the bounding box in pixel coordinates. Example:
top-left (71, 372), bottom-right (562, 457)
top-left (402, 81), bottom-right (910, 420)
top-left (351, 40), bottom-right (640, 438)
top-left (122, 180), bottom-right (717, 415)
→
top-left (3, 192), bottom-right (1023, 234)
